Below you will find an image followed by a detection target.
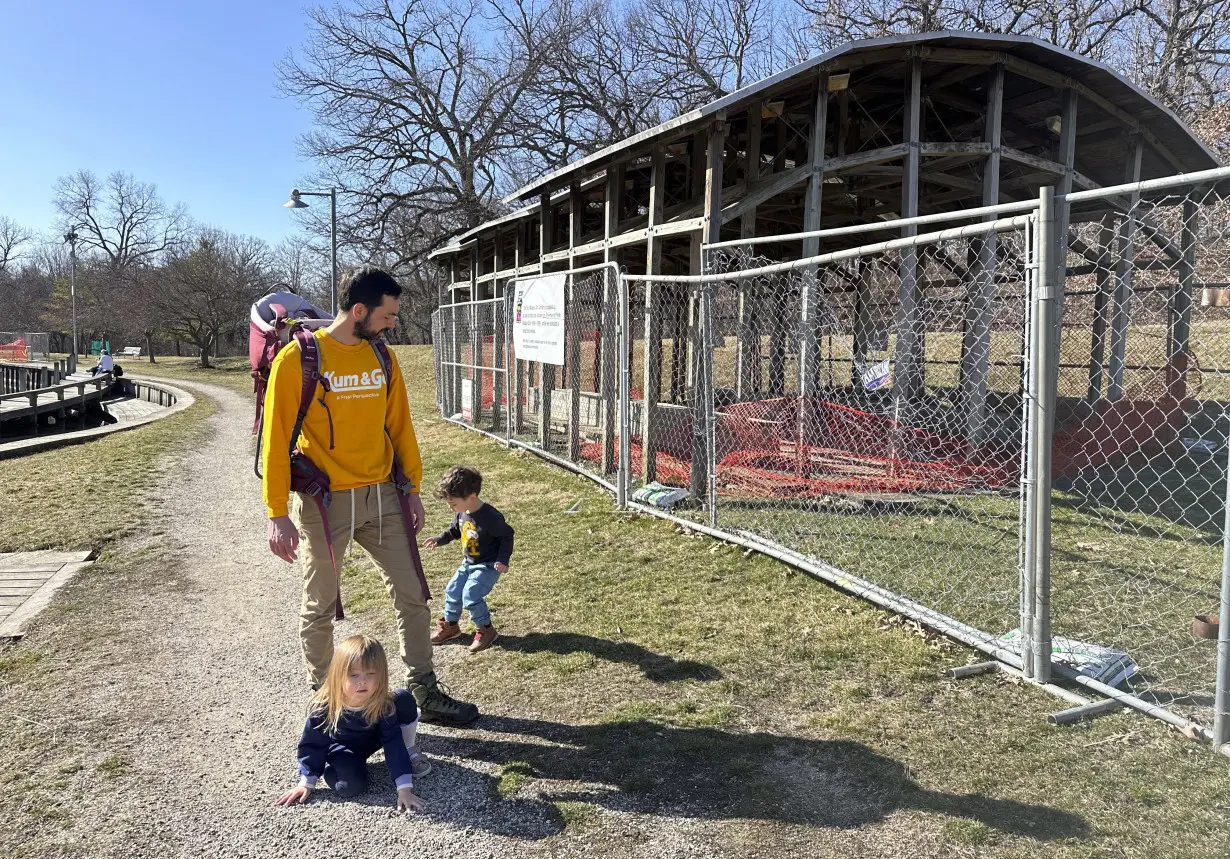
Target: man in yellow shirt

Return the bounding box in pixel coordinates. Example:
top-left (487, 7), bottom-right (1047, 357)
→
top-left (263, 266), bottom-right (478, 726)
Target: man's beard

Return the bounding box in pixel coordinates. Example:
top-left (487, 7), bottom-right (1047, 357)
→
top-left (354, 316), bottom-right (383, 341)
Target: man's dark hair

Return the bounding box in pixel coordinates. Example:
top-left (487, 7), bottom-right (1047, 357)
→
top-left (436, 465), bottom-right (483, 499)
top-left (339, 265), bottom-right (402, 312)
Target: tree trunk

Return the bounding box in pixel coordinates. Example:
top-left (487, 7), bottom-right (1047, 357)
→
top-left (199, 339), bottom-right (212, 368)
top-left (175, 338), bottom-right (182, 357)
top-left (144, 330), bottom-right (157, 363)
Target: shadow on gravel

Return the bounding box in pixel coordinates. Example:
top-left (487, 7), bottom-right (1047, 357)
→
top-left (495, 633), bottom-right (722, 683)
top-left (409, 716), bottom-right (1089, 841)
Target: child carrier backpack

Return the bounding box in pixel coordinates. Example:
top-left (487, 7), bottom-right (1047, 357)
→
top-left (249, 289), bottom-right (334, 469)
top-left (249, 304), bottom-right (432, 618)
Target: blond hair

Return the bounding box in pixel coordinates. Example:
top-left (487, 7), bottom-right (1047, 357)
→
top-left (310, 634), bottom-right (395, 733)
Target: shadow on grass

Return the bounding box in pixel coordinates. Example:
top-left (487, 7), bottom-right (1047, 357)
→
top-left (497, 633), bottom-right (722, 682)
top-left (330, 716), bottom-right (1088, 841)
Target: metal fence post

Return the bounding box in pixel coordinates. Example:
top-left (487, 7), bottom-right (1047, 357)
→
top-left (504, 290), bottom-right (515, 446)
top-left (1213, 451), bottom-right (1230, 750)
top-left (1026, 186), bottom-right (1058, 683)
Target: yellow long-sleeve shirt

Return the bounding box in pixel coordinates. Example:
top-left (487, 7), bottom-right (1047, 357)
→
top-left (261, 329), bottom-right (423, 519)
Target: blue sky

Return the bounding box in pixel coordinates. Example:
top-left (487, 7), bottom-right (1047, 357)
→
top-left (1, 0), bottom-right (325, 248)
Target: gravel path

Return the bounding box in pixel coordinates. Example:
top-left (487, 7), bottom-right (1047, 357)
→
top-left (27, 380), bottom-right (725, 859)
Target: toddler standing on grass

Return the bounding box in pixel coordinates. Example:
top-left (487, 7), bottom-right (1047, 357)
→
top-left (424, 465), bottom-right (514, 653)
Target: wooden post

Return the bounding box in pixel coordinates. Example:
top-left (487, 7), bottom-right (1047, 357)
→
top-left (690, 120), bottom-right (725, 501)
top-left (736, 104), bottom-right (763, 401)
top-left (568, 183), bottom-right (584, 462)
top-left (492, 234), bottom-right (507, 433)
top-left (1107, 136), bottom-right (1143, 401)
top-left (768, 115), bottom-right (788, 397)
top-left (642, 143), bottom-right (666, 483)
top-left (450, 256), bottom-right (464, 417)
top-left (1051, 89), bottom-right (1079, 384)
top-left (799, 74), bottom-right (829, 401)
top-left (539, 193), bottom-right (555, 447)
top-left (1168, 199), bottom-right (1198, 399)
top-left (960, 63), bottom-right (1004, 443)
top-left (893, 56), bottom-right (924, 415)
top-left (602, 163), bottom-right (623, 474)
top-left (684, 128), bottom-right (709, 401)
top-left (469, 251), bottom-right (483, 425)
top-left (513, 221), bottom-right (526, 433)
top-left (1086, 216), bottom-right (1115, 403)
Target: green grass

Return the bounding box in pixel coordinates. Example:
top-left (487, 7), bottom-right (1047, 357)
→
top-left (7, 344), bottom-right (1229, 856)
top-left (0, 394), bottom-right (215, 554)
top-left (124, 354), bottom-right (255, 395)
top-left (369, 345), bottom-right (1230, 857)
top-left (495, 760), bottom-right (535, 799)
top-left (95, 754), bottom-right (131, 779)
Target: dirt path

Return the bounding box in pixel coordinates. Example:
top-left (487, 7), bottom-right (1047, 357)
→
top-left (6, 381), bottom-right (726, 859)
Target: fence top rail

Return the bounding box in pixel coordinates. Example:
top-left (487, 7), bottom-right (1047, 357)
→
top-left (706, 198), bottom-right (1042, 251)
top-left (508, 261), bottom-right (620, 284)
top-left (439, 295), bottom-right (508, 309)
top-left (704, 165), bottom-right (1230, 254)
top-left (625, 214), bottom-right (1034, 284)
top-left (1064, 164), bottom-right (1230, 205)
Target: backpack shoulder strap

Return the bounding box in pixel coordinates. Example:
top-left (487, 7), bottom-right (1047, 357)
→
top-left (290, 328), bottom-right (324, 454)
top-left (372, 339), bottom-right (393, 389)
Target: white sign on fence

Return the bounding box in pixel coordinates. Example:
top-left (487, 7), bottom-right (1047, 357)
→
top-left (513, 274), bottom-right (567, 366)
top-left (857, 358), bottom-right (892, 391)
top-left (461, 377), bottom-right (473, 422)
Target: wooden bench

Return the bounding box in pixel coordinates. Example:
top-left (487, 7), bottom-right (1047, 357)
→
top-left (119, 346), bottom-right (142, 359)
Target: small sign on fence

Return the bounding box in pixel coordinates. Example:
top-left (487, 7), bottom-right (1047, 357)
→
top-left (512, 274), bottom-right (566, 366)
top-left (856, 358), bottom-right (892, 391)
top-left (461, 377), bottom-right (473, 422)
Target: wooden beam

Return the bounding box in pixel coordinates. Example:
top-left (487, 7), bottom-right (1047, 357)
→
top-left (960, 63), bottom-right (1003, 444)
top-left (567, 183), bottom-right (584, 463)
top-left (894, 57), bottom-right (925, 412)
top-left (538, 192), bottom-right (554, 448)
top-left (642, 144), bottom-right (665, 482)
top-left (513, 221), bottom-right (525, 434)
top-left (691, 119), bottom-right (725, 500)
top-left (737, 104), bottom-right (763, 400)
top-left (800, 73), bottom-right (829, 399)
top-left (1087, 216), bottom-right (1115, 403)
top-left (1052, 88), bottom-right (1079, 328)
top-left (1107, 135), bottom-right (1143, 401)
top-left (601, 163), bottom-right (623, 474)
top-left (999, 54), bottom-right (1187, 173)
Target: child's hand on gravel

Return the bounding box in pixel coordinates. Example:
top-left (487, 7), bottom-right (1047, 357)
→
top-left (274, 786), bottom-right (312, 806)
top-left (397, 787), bottom-right (425, 813)
top-left (495, 562), bottom-right (508, 573)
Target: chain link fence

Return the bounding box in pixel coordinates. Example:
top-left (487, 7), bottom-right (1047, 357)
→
top-left (0, 332), bottom-right (50, 362)
top-left (434, 168), bottom-right (1230, 751)
top-left (1050, 178), bottom-right (1230, 729)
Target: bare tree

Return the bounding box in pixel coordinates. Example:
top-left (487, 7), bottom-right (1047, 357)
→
top-left (53, 170), bottom-right (190, 271)
top-left (1121, 0), bottom-right (1230, 119)
top-left (280, 0), bottom-right (565, 245)
top-left (0, 217), bottom-right (33, 275)
top-left (155, 230), bottom-right (276, 367)
top-left (632, 0), bottom-right (798, 111)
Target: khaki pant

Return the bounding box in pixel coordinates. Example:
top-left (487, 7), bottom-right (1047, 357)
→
top-left (292, 482), bottom-right (432, 687)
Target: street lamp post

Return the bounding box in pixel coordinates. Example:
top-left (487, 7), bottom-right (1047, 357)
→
top-left (64, 228), bottom-right (79, 363)
top-left (284, 188), bottom-right (338, 316)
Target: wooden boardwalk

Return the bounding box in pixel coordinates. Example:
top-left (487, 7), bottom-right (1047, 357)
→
top-left (0, 550), bottom-right (94, 640)
top-left (0, 372), bottom-right (114, 427)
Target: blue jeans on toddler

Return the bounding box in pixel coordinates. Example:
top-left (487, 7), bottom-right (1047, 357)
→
top-left (443, 561), bottom-right (501, 627)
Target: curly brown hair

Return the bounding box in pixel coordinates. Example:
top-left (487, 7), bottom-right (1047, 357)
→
top-left (435, 465), bottom-right (482, 499)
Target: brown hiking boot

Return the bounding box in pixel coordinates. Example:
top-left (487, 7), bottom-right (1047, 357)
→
top-left (430, 618), bottom-right (462, 645)
top-left (469, 625), bottom-right (500, 654)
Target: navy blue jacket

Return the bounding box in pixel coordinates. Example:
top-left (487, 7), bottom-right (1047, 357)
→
top-left (296, 692), bottom-right (416, 792)
top-left (434, 502), bottom-right (514, 566)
